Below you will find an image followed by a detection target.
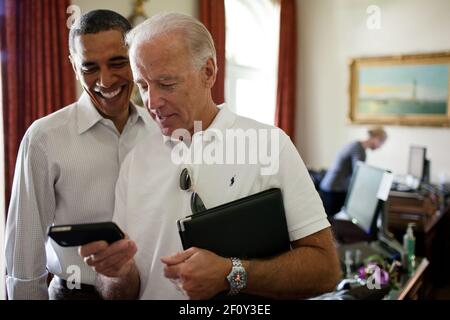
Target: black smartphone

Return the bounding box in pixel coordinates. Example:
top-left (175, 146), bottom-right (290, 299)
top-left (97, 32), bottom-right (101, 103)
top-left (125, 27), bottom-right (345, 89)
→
top-left (48, 222), bottom-right (125, 247)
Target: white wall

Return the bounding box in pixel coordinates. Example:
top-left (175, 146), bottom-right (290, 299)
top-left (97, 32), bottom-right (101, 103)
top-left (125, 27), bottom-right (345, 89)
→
top-left (70, 0), bottom-right (199, 97)
top-left (297, 0), bottom-right (450, 183)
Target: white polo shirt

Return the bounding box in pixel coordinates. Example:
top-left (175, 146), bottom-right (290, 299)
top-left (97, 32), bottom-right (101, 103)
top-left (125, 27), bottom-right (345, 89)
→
top-left (113, 105), bottom-right (330, 300)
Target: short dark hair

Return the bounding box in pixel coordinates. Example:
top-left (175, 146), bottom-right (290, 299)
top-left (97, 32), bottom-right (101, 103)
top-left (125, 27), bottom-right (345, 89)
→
top-left (69, 10), bottom-right (132, 55)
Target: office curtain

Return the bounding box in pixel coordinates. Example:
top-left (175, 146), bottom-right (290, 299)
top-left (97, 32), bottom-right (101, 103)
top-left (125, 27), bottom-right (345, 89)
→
top-left (275, 0), bottom-right (297, 141)
top-left (199, 0), bottom-right (226, 104)
top-left (0, 0), bottom-right (76, 209)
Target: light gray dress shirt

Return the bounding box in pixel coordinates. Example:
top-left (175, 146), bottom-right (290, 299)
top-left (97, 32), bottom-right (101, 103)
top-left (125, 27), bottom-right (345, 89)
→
top-left (320, 141), bottom-right (366, 192)
top-left (5, 92), bottom-right (155, 299)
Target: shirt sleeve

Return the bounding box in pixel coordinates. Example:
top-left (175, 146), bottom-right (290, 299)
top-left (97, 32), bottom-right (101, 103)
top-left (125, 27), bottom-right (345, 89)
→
top-left (275, 133), bottom-right (330, 242)
top-left (351, 143), bottom-right (365, 171)
top-left (5, 130), bottom-right (56, 299)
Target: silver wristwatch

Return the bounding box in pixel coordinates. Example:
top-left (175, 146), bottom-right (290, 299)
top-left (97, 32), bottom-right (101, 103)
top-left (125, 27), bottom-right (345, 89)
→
top-left (226, 257), bottom-right (247, 295)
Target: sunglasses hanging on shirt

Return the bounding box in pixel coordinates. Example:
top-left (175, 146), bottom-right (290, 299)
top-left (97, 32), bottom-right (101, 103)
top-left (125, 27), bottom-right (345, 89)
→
top-left (179, 168), bottom-right (207, 214)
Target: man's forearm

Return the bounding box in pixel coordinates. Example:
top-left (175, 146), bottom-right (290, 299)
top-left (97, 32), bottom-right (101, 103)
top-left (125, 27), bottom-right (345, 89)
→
top-left (242, 229), bottom-right (341, 299)
top-left (95, 263), bottom-right (140, 300)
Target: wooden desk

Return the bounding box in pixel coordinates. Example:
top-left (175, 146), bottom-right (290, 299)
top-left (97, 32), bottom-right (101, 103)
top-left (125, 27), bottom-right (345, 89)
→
top-left (387, 192), bottom-right (450, 298)
top-left (387, 258), bottom-right (429, 300)
top-left (387, 190), bottom-right (443, 233)
top-left (332, 241), bottom-right (429, 300)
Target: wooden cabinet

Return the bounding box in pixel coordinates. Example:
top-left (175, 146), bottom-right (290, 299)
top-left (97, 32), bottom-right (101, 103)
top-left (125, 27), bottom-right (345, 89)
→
top-left (387, 191), bottom-right (450, 298)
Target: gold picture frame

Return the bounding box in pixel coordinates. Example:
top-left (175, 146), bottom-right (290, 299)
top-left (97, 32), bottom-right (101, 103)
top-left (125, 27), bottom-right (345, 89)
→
top-left (349, 52), bottom-right (450, 127)
top-left (128, 0), bottom-right (149, 26)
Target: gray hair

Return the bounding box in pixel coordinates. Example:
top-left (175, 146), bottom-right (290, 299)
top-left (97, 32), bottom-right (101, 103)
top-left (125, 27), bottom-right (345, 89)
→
top-left (126, 12), bottom-right (217, 72)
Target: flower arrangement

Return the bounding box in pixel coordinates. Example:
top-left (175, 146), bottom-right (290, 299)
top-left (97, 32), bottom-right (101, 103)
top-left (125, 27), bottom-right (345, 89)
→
top-left (357, 255), bottom-right (403, 289)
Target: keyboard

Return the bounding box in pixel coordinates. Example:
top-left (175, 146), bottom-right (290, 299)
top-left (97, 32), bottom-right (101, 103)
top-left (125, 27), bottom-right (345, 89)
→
top-left (391, 182), bottom-right (415, 193)
top-left (371, 240), bottom-right (402, 260)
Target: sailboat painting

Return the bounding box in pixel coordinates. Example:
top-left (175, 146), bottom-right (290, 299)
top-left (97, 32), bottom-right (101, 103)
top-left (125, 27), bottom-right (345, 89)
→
top-left (349, 53), bottom-right (450, 126)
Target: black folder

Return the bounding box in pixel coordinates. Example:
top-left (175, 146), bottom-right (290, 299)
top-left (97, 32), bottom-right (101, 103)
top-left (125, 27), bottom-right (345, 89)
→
top-left (177, 188), bottom-right (291, 259)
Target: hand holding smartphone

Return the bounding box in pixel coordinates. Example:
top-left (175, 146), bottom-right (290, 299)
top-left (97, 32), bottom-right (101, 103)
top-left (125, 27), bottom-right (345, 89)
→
top-left (48, 222), bottom-right (125, 247)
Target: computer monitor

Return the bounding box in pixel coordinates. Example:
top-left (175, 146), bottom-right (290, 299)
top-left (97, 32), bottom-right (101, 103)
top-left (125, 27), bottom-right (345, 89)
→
top-left (342, 162), bottom-right (390, 236)
top-left (407, 145), bottom-right (427, 182)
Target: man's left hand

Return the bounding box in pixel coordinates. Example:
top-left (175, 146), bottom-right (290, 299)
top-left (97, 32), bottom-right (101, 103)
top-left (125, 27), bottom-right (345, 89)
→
top-left (161, 247), bottom-right (231, 300)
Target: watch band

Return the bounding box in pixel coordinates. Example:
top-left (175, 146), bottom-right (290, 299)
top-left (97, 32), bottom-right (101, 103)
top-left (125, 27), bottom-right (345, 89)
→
top-left (227, 257), bottom-right (247, 296)
top-left (231, 257), bottom-right (242, 268)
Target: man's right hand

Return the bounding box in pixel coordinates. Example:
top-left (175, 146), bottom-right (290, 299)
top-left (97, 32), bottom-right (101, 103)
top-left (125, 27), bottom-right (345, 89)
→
top-left (78, 239), bottom-right (137, 278)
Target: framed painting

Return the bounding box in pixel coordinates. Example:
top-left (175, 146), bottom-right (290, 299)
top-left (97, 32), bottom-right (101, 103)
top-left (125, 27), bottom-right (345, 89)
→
top-left (349, 52), bottom-right (450, 127)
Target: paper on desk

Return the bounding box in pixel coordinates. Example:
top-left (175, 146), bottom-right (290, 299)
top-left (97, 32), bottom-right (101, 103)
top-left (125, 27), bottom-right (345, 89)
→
top-left (377, 172), bottom-right (394, 201)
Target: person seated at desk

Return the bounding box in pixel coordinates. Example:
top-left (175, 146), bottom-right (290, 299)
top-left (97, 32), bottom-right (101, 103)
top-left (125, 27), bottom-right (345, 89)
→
top-left (320, 126), bottom-right (387, 217)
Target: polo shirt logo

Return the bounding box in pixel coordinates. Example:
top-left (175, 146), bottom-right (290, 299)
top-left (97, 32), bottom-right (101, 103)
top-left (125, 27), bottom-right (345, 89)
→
top-left (230, 175), bottom-right (236, 187)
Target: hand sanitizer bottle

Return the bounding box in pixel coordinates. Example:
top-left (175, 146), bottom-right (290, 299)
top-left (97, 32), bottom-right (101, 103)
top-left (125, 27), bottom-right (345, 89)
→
top-left (403, 223), bottom-right (416, 273)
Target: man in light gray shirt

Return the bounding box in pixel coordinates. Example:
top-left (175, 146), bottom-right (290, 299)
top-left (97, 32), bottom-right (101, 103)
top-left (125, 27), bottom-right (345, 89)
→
top-left (320, 127), bottom-right (387, 217)
top-left (5, 10), bottom-right (154, 300)
top-left (320, 141), bottom-right (366, 193)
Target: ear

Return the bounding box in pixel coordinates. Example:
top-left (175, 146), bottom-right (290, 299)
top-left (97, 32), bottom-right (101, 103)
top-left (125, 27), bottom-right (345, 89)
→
top-left (202, 57), bottom-right (217, 89)
top-left (69, 55), bottom-right (80, 81)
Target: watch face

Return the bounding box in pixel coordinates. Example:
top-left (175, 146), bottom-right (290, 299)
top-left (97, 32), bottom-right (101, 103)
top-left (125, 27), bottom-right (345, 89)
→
top-left (231, 269), bottom-right (247, 290)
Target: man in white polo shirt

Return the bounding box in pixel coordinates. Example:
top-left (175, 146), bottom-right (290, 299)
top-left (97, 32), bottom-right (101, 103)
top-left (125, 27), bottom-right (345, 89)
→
top-left (79, 13), bottom-right (341, 300)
